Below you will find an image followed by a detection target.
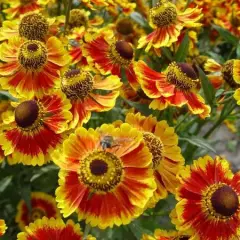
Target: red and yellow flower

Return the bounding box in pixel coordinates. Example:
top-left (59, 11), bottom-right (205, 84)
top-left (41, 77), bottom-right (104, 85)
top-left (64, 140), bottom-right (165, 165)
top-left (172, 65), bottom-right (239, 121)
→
top-left (204, 58), bottom-right (240, 89)
top-left (0, 219), bottom-right (7, 237)
top-left (17, 217), bottom-right (95, 240)
top-left (135, 60), bottom-right (211, 118)
top-left (60, 68), bottom-right (122, 128)
top-left (16, 192), bottom-right (61, 231)
top-left (176, 155), bottom-right (240, 240)
top-left (125, 112), bottom-right (184, 206)
top-left (3, 0), bottom-right (42, 19)
top-left (0, 36), bottom-right (70, 98)
top-left (53, 123), bottom-right (156, 229)
top-left (0, 91), bottom-right (72, 166)
top-left (204, 58), bottom-right (240, 105)
top-left (142, 229), bottom-right (193, 240)
top-left (82, 31), bottom-right (139, 91)
top-left (138, 0), bottom-right (202, 52)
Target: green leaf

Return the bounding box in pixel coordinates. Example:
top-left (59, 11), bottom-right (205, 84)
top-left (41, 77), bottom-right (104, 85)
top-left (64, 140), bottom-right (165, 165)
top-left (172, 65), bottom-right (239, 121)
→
top-left (130, 12), bottom-right (148, 27)
top-left (174, 33), bottom-right (189, 62)
top-left (0, 176), bottom-right (12, 193)
top-left (237, 43), bottom-right (240, 58)
top-left (197, 66), bottom-right (215, 106)
top-left (179, 137), bottom-right (217, 154)
top-left (213, 25), bottom-right (239, 46)
top-left (30, 165), bottom-right (59, 182)
top-left (128, 221), bottom-right (152, 239)
top-left (161, 47), bottom-right (173, 61)
top-left (122, 98), bottom-right (153, 116)
top-left (0, 91), bottom-right (17, 101)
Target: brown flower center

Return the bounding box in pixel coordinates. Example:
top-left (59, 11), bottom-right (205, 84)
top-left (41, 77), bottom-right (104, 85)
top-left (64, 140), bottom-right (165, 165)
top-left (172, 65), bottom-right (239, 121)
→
top-left (109, 41), bottom-right (134, 68)
top-left (18, 40), bottom-right (47, 71)
top-left (61, 68), bottom-right (94, 100)
top-left (211, 185), bottom-right (239, 217)
top-left (69, 9), bottom-right (88, 29)
top-left (166, 62), bottom-right (199, 91)
top-left (221, 60), bottom-right (240, 88)
top-left (30, 208), bottom-right (45, 222)
top-left (19, 13), bottom-right (49, 41)
top-left (177, 237), bottom-right (190, 240)
top-left (115, 41), bottom-right (134, 60)
top-left (116, 18), bottom-right (134, 35)
top-left (15, 100), bottom-right (39, 128)
top-left (90, 160), bottom-right (108, 176)
top-left (79, 151), bottom-right (123, 192)
top-left (150, 0), bottom-right (177, 28)
top-left (143, 132), bottom-right (164, 169)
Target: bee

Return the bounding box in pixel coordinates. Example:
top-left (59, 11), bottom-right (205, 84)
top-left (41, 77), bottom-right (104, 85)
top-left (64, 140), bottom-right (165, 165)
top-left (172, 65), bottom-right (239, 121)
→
top-left (100, 135), bottom-right (119, 150)
top-left (99, 133), bottom-right (135, 153)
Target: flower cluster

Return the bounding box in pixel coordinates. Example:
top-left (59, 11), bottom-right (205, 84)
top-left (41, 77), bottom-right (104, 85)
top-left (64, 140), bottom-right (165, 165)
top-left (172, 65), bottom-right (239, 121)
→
top-left (0, 0), bottom-right (239, 239)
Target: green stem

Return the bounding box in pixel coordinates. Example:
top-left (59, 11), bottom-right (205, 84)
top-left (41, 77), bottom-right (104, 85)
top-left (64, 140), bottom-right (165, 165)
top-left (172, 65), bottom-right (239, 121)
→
top-left (203, 101), bottom-right (237, 138)
top-left (83, 224), bottom-right (91, 240)
top-left (64, 0), bottom-right (72, 35)
top-left (175, 113), bottom-right (190, 132)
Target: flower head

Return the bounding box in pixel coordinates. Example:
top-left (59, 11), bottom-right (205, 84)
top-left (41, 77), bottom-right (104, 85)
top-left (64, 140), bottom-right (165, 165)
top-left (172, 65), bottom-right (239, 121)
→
top-left (125, 112), bottom-right (184, 206)
top-left (176, 155), bottom-right (240, 240)
top-left (82, 31), bottom-right (139, 90)
top-left (60, 67), bottom-right (122, 128)
top-left (0, 36), bottom-right (70, 98)
top-left (138, 0), bottom-right (202, 51)
top-left (0, 91), bottom-right (72, 166)
top-left (16, 192), bottom-right (61, 231)
top-left (135, 61), bottom-right (210, 118)
top-left (17, 217), bottom-right (95, 240)
top-left (53, 123), bottom-right (156, 229)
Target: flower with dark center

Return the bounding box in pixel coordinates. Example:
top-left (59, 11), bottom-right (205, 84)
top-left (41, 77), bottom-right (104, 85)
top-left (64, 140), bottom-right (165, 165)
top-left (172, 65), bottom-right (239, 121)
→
top-left (19, 13), bottom-right (49, 41)
top-left (166, 62), bottom-right (199, 91)
top-left (138, 0), bottom-right (202, 51)
top-left (134, 61), bottom-right (210, 118)
top-left (16, 217), bottom-right (88, 240)
top-left (125, 112), bottom-right (184, 207)
top-left (54, 123), bottom-right (156, 229)
top-left (116, 18), bottom-right (134, 35)
top-left (109, 40), bottom-right (134, 67)
top-left (150, 0), bottom-right (177, 28)
top-left (16, 192), bottom-right (60, 231)
top-left (0, 36), bottom-right (69, 98)
top-left (60, 67), bottom-right (122, 128)
top-left (176, 155), bottom-right (240, 240)
top-left (82, 31), bottom-right (138, 91)
top-left (0, 92), bottom-right (72, 166)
